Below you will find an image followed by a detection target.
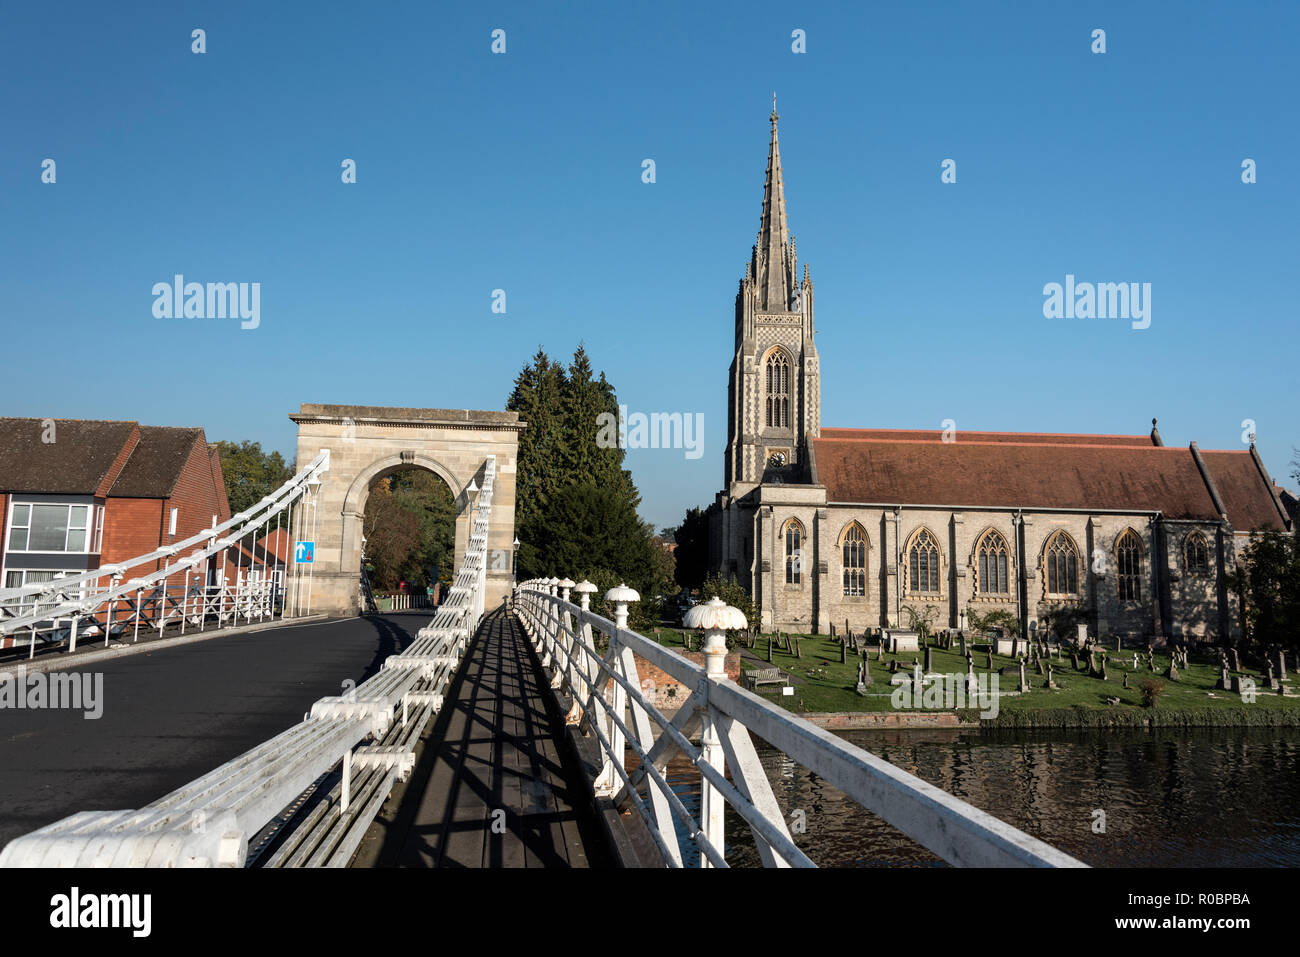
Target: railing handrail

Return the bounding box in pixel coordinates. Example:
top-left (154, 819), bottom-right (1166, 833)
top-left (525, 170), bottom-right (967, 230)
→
top-left (513, 580), bottom-right (1086, 869)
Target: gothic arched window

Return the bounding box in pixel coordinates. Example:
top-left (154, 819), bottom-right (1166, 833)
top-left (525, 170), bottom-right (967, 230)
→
top-left (1185, 531), bottom-right (1210, 575)
top-left (1044, 530), bottom-right (1080, 596)
top-left (907, 528), bottom-right (941, 594)
top-left (976, 529), bottom-right (1010, 595)
top-left (765, 351), bottom-right (790, 429)
top-left (1116, 529), bottom-right (1143, 602)
top-left (784, 519), bottom-right (803, 586)
top-left (841, 523), bottom-right (867, 596)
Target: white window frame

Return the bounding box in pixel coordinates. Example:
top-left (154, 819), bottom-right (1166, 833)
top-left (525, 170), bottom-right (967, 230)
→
top-left (5, 501), bottom-right (94, 554)
top-left (169, 507), bottom-right (179, 537)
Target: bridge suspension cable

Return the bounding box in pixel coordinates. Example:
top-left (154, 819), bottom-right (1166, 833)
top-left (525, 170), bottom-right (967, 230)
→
top-left (0, 449), bottom-right (331, 656)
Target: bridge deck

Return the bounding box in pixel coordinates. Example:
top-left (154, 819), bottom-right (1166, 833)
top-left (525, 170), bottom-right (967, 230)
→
top-left (358, 607), bottom-right (611, 868)
top-left (0, 613), bottom-right (426, 849)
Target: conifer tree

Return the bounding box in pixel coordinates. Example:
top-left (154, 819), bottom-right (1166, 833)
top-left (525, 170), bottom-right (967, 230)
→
top-left (506, 345), bottom-right (668, 603)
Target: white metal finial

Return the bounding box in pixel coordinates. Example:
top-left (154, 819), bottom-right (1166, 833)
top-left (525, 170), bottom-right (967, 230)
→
top-left (684, 597), bottom-right (746, 679)
top-left (574, 579), bottom-right (597, 611)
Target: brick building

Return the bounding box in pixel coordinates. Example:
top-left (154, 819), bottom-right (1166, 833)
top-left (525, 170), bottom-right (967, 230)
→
top-left (708, 110), bottom-right (1292, 640)
top-left (0, 418), bottom-right (231, 598)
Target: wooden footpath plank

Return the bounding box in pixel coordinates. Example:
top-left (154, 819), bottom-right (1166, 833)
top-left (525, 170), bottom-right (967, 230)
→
top-left (366, 607), bottom-right (612, 868)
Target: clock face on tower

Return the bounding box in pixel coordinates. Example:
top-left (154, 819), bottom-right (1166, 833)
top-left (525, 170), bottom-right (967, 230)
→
top-left (768, 450), bottom-right (787, 468)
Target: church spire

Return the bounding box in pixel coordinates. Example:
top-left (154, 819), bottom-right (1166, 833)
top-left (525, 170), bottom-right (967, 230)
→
top-left (756, 96), bottom-right (793, 312)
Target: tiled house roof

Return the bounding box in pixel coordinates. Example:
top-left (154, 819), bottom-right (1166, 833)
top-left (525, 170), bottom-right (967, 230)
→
top-left (109, 427), bottom-right (205, 498)
top-left (0, 419), bottom-right (139, 494)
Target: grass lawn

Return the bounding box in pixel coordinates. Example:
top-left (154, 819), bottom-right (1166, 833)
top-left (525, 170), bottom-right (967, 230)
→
top-left (653, 627), bottom-right (1300, 718)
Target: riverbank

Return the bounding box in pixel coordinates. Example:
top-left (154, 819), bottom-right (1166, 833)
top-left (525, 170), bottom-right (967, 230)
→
top-left (649, 625), bottom-right (1300, 727)
top-left (796, 706), bottom-right (1300, 730)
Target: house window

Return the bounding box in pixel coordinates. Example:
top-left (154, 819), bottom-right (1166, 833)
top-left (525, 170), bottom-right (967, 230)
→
top-left (1116, 529), bottom-right (1143, 602)
top-left (1044, 531), bottom-right (1080, 596)
top-left (1185, 532), bottom-right (1210, 574)
top-left (765, 351), bottom-right (790, 428)
top-left (907, 528), bottom-right (941, 594)
top-left (6, 502), bottom-right (91, 553)
top-left (976, 529), bottom-right (1010, 595)
top-left (169, 507), bottom-right (179, 537)
top-left (784, 519), bottom-right (803, 585)
top-left (841, 523), bottom-right (867, 596)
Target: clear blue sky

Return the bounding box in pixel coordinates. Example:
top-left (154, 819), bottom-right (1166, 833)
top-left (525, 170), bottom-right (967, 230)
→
top-left (3, 1), bottom-right (1296, 531)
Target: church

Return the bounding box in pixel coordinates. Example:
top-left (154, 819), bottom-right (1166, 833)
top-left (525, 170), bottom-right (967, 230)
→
top-left (707, 108), bottom-right (1292, 641)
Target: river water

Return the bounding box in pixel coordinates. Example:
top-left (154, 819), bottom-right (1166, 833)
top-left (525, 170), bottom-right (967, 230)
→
top-left (661, 727), bottom-right (1300, 867)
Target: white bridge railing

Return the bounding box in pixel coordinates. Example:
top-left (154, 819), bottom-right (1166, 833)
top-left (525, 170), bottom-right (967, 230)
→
top-left (514, 579), bottom-right (1085, 869)
top-left (0, 449), bottom-right (333, 657)
top-left (0, 457), bottom-right (498, 868)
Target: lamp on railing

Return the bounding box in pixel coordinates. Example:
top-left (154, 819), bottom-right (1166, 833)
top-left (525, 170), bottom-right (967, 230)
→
top-left (682, 595), bottom-right (747, 869)
top-left (574, 579), bottom-right (597, 611)
top-left (605, 583), bottom-right (640, 630)
top-left (684, 597), bottom-right (747, 680)
top-left (558, 578), bottom-right (575, 603)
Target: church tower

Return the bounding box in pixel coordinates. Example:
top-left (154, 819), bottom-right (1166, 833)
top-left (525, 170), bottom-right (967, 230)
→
top-left (724, 103), bottom-right (820, 489)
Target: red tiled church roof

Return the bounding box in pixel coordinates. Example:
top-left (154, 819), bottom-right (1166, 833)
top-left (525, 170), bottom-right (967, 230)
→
top-left (1199, 451), bottom-right (1290, 533)
top-left (818, 427), bottom-right (1156, 448)
top-left (812, 431), bottom-right (1288, 532)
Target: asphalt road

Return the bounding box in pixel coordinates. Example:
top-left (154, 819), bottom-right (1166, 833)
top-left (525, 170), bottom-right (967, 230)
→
top-left (0, 612), bottom-right (433, 849)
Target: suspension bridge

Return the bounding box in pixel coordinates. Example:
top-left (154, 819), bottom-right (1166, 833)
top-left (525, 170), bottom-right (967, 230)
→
top-left (0, 405), bottom-right (1083, 868)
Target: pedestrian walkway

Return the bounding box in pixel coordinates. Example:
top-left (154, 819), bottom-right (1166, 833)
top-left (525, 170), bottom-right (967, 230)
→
top-left (365, 607), bottom-right (612, 867)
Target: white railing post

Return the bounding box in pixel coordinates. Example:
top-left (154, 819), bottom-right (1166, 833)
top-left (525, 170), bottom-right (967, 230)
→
top-left (567, 581), bottom-right (597, 717)
top-left (595, 584), bottom-right (639, 795)
top-left (684, 597), bottom-right (748, 868)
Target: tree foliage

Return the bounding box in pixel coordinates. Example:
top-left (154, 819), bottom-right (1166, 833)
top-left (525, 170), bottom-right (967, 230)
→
top-left (363, 469), bottom-right (456, 591)
top-left (966, 606), bottom-right (1021, 637)
top-left (673, 506), bottom-right (710, 591)
top-left (698, 573), bottom-right (757, 629)
top-left (1231, 530), bottom-right (1300, 651)
top-left (507, 345), bottom-right (672, 602)
top-left (214, 440), bottom-right (294, 515)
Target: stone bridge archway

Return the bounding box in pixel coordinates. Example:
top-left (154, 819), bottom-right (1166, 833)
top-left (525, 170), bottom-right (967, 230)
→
top-left (290, 404), bottom-right (522, 617)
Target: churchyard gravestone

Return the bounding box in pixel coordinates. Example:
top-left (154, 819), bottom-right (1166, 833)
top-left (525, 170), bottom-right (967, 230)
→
top-left (885, 629), bottom-right (920, 654)
top-left (993, 634), bottom-right (1018, 656)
